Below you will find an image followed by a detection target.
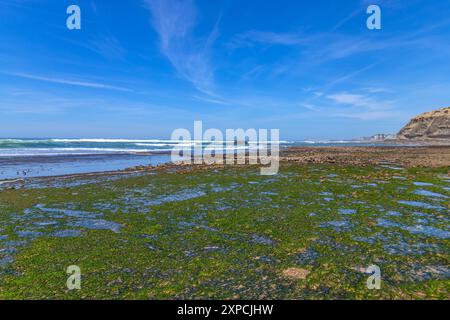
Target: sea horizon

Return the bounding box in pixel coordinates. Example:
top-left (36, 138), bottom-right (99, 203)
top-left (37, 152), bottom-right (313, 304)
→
top-left (0, 137), bottom-right (398, 158)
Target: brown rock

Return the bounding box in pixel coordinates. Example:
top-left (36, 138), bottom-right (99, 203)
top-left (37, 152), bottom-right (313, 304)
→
top-left (282, 268), bottom-right (310, 280)
top-left (397, 107), bottom-right (450, 141)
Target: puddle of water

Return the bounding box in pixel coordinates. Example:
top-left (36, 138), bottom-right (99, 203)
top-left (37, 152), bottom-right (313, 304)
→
top-left (414, 189), bottom-right (448, 198)
top-left (405, 225), bottom-right (450, 239)
top-left (437, 176), bottom-right (450, 187)
top-left (384, 242), bottom-right (439, 255)
top-left (0, 240), bottom-right (27, 268)
top-left (261, 191), bottom-right (278, 196)
top-left (413, 212), bottom-right (429, 217)
top-left (296, 248), bottom-right (319, 265)
top-left (211, 184), bottom-right (241, 193)
top-left (251, 234), bottom-right (275, 245)
top-left (316, 236), bottom-right (356, 252)
top-left (177, 221), bottom-right (218, 232)
top-left (406, 265), bottom-right (450, 281)
top-left (35, 204), bottom-right (101, 218)
top-left (255, 255), bottom-right (276, 264)
top-left (184, 250), bottom-right (196, 257)
top-left (339, 208), bottom-right (357, 215)
top-left (378, 218), bottom-right (450, 239)
top-left (0, 246), bottom-right (18, 254)
top-left (2, 240), bottom-right (27, 247)
top-left (353, 232), bottom-right (392, 244)
top-left (145, 243), bottom-right (160, 251)
top-left (216, 204), bottom-right (234, 211)
top-left (204, 246), bottom-right (221, 251)
top-left (381, 165), bottom-right (403, 170)
top-left (386, 211), bottom-right (401, 217)
top-left (67, 219), bottom-right (121, 233)
top-left (52, 230), bottom-right (83, 237)
top-left (93, 203), bottom-right (120, 213)
top-left (413, 181), bottom-right (434, 187)
top-left (34, 221), bottom-right (58, 226)
top-left (398, 201), bottom-right (444, 210)
top-left (0, 255), bottom-right (14, 267)
top-left (321, 220), bottom-right (352, 232)
top-left (377, 218), bottom-right (401, 228)
top-left (16, 230), bottom-right (43, 238)
top-left (147, 190), bottom-right (207, 206)
top-left (25, 204), bottom-right (123, 234)
top-left (178, 221), bottom-right (197, 228)
top-left (353, 236), bottom-right (376, 244)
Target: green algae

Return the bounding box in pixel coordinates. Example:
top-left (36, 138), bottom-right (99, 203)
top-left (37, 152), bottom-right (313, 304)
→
top-left (0, 164), bottom-right (448, 299)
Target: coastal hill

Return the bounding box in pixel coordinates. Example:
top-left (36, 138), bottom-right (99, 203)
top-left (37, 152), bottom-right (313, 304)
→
top-left (397, 107), bottom-right (450, 141)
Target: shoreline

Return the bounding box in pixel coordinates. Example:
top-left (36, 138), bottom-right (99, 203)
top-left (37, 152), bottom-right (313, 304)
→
top-left (1, 145), bottom-right (449, 187)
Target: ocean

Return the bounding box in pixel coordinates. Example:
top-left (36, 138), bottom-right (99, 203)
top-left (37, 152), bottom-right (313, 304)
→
top-left (0, 138), bottom-right (392, 157)
top-left (0, 138), bottom-right (204, 156)
top-left (0, 138), bottom-right (388, 180)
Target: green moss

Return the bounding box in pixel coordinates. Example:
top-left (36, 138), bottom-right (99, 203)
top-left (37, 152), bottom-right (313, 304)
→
top-left (0, 164), bottom-right (448, 299)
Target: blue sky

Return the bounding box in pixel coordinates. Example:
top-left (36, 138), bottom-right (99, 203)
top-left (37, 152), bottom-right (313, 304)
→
top-left (1, 0), bottom-right (450, 139)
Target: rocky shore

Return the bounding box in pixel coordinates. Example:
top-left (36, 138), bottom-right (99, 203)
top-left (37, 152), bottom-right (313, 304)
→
top-left (280, 146), bottom-right (450, 168)
top-left (1, 146), bottom-right (449, 189)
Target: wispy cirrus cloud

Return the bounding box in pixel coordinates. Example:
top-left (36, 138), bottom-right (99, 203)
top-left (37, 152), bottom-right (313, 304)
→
top-left (80, 35), bottom-right (126, 60)
top-left (229, 18), bottom-right (450, 71)
top-left (327, 93), bottom-right (386, 110)
top-left (229, 30), bottom-right (307, 48)
top-left (144, 0), bottom-right (218, 95)
top-left (324, 92), bottom-right (400, 120)
top-left (332, 110), bottom-right (403, 120)
top-left (279, 88), bottom-right (401, 121)
top-left (4, 72), bottom-right (132, 92)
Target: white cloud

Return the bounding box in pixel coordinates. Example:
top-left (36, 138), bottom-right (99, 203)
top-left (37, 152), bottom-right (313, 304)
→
top-left (333, 110), bottom-right (402, 120)
top-left (300, 103), bottom-right (319, 111)
top-left (364, 87), bottom-right (393, 94)
top-left (325, 92), bottom-right (399, 120)
top-left (327, 93), bottom-right (386, 110)
top-left (230, 31), bottom-right (307, 47)
top-left (144, 0), bottom-right (217, 95)
top-left (5, 72), bottom-right (132, 92)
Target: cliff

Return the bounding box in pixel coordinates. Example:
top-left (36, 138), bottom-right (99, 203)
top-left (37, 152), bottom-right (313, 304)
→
top-left (397, 107), bottom-right (450, 141)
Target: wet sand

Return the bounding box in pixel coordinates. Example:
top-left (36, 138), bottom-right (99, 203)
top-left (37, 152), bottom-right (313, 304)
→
top-left (0, 153), bottom-right (171, 180)
top-left (1, 146), bottom-right (449, 187)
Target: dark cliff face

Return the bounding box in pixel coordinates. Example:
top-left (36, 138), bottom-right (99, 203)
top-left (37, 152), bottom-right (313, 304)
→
top-left (397, 107), bottom-right (450, 140)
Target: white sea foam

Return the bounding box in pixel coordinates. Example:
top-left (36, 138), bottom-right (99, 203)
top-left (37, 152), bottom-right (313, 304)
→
top-left (134, 143), bottom-right (196, 147)
top-left (0, 148), bottom-right (163, 156)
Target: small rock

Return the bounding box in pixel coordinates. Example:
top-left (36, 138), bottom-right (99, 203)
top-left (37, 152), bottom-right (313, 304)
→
top-left (282, 268), bottom-right (310, 280)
